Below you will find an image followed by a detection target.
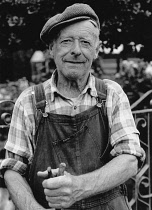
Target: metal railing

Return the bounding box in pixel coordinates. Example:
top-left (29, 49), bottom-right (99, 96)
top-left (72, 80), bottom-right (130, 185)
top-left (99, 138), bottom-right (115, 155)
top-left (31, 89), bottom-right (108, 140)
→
top-left (0, 100), bottom-right (14, 166)
top-left (127, 109), bottom-right (152, 210)
top-left (0, 100), bottom-right (14, 128)
top-left (128, 89), bottom-right (152, 210)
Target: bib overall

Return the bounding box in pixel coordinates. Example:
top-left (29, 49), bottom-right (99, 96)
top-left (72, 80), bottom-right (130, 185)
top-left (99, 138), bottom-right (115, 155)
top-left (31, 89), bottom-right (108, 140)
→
top-left (28, 78), bottom-right (131, 210)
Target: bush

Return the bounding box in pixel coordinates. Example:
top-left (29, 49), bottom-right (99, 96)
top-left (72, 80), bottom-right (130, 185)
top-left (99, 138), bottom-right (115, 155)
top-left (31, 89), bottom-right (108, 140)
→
top-left (115, 59), bottom-right (152, 104)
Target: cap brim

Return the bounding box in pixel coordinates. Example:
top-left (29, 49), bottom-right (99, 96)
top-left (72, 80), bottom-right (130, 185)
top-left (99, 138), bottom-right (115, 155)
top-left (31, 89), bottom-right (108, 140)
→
top-left (41, 16), bottom-right (91, 45)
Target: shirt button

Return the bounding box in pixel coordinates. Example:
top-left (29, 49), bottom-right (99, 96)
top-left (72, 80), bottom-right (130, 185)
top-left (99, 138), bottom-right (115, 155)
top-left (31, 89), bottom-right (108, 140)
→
top-left (74, 106), bottom-right (77, 110)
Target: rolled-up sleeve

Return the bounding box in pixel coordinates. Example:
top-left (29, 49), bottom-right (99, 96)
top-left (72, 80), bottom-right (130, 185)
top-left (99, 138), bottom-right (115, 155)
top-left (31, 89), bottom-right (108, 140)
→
top-left (105, 79), bottom-right (146, 170)
top-left (0, 88), bottom-right (35, 178)
top-left (110, 133), bottom-right (146, 169)
top-left (0, 155), bottom-right (28, 177)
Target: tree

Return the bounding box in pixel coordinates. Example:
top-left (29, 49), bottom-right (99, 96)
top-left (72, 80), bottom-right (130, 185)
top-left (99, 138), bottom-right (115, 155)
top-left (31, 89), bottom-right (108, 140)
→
top-left (96, 0), bottom-right (152, 61)
top-left (0, 0), bottom-right (151, 51)
top-left (0, 0), bottom-right (152, 81)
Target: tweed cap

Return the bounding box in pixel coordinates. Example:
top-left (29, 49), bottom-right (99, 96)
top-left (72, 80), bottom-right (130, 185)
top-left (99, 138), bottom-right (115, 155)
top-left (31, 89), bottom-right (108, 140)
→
top-left (40, 3), bottom-right (100, 45)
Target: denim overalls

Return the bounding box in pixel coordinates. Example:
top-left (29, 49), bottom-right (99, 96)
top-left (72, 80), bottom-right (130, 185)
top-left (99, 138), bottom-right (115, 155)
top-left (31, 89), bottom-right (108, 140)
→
top-left (28, 78), bottom-right (131, 210)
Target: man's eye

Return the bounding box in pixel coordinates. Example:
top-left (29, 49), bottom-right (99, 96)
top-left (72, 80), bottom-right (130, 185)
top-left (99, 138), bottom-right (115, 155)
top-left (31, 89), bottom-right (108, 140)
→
top-left (61, 39), bottom-right (72, 44)
top-left (81, 40), bottom-right (90, 46)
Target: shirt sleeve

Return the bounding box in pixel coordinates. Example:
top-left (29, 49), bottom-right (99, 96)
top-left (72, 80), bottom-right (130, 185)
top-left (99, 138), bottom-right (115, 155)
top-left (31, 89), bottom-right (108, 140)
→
top-left (110, 133), bottom-right (146, 169)
top-left (105, 79), bottom-right (146, 169)
top-left (0, 88), bottom-right (35, 177)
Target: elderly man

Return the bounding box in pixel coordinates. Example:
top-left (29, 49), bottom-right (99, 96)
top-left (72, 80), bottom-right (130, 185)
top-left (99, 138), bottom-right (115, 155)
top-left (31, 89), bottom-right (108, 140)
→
top-left (0, 3), bottom-right (145, 210)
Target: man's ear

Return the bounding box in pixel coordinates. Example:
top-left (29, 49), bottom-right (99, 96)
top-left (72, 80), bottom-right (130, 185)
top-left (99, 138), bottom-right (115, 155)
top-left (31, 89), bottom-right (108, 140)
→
top-left (49, 43), bottom-right (54, 58)
top-left (94, 40), bottom-right (102, 59)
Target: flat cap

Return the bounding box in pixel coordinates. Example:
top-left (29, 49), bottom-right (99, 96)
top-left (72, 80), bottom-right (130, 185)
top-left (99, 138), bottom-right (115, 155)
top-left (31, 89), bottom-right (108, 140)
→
top-left (40, 3), bottom-right (100, 45)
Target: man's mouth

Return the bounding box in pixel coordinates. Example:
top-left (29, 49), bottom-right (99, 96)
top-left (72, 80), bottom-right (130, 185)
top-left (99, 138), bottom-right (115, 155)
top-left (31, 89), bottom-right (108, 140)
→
top-left (65, 60), bottom-right (84, 64)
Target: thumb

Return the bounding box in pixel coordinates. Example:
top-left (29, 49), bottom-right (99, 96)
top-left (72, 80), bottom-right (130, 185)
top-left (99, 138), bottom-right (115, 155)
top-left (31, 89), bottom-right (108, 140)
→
top-left (37, 170), bottom-right (48, 178)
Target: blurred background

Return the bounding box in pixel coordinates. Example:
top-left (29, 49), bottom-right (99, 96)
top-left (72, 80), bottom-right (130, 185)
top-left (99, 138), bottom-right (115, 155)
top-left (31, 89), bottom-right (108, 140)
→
top-left (0, 1), bottom-right (152, 210)
top-left (0, 0), bottom-right (152, 104)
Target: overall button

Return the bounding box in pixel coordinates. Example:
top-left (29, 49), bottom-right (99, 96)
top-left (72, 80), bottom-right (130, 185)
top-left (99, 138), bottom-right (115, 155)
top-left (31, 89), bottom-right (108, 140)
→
top-left (74, 106), bottom-right (77, 110)
top-left (43, 113), bottom-right (48, 117)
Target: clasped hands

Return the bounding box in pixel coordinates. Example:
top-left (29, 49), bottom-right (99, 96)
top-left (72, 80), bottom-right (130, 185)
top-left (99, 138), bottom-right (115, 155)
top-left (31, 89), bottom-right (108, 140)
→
top-left (37, 165), bottom-right (82, 209)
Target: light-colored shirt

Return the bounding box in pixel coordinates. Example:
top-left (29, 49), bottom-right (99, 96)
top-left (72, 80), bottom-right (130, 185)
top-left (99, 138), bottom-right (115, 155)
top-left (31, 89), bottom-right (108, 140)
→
top-left (0, 71), bottom-right (145, 176)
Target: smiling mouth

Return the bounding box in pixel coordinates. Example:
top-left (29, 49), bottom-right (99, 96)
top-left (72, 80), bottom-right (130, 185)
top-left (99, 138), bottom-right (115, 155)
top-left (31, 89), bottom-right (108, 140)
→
top-left (66, 61), bottom-right (84, 64)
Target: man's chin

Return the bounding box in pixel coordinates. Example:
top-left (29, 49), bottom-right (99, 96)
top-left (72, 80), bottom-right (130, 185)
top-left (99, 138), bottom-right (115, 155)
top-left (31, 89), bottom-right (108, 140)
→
top-left (66, 71), bottom-right (89, 81)
top-left (66, 72), bottom-right (80, 80)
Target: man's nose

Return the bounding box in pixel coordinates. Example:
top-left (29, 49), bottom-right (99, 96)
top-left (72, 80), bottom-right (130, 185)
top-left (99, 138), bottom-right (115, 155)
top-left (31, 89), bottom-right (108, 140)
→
top-left (71, 40), bottom-right (81, 56)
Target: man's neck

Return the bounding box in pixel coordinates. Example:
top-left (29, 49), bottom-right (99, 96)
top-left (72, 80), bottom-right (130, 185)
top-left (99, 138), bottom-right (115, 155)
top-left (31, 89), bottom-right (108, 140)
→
top-left (56, 74), bottom-right (89, 98)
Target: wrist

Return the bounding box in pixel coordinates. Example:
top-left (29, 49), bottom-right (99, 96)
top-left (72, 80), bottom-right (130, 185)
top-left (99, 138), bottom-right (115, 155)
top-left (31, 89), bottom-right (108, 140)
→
top-left (72, 173), bottom-right (93, 201)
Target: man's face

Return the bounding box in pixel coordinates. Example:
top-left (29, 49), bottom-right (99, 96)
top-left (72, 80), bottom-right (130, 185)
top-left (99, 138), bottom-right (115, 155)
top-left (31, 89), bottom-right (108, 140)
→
top-left (50, 20), bottom-right (100, 81)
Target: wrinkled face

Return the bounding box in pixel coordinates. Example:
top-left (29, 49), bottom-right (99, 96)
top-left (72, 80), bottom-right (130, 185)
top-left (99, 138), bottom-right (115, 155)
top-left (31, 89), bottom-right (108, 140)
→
top-left (50, 20), bottom-right (101, 81)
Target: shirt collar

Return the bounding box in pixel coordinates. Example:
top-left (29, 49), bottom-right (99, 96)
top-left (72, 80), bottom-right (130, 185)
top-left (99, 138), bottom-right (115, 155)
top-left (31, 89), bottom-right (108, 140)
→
top-left (50, 70), bottom-right (98, 101)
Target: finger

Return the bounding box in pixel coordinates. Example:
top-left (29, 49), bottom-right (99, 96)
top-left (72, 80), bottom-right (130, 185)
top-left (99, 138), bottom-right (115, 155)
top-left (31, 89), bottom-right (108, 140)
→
top-left (42, 176), bottom-right (64, 189)
top-left (51, 168), bottom-right (60, 177)
top-left (48, 202), bottom-right (62, 209)
top-left (58, 163), bottom-right (66, 176)
top-left (47, 197), bottom-right (67, 208)
top-left (46, 196), bottom-right (64, 209)
top-left (37, 170), bottom-right (48, 178)
top-left (44, 188), bottom-right (68, 197)
top-left (48, 200), bottom-right (69, 209)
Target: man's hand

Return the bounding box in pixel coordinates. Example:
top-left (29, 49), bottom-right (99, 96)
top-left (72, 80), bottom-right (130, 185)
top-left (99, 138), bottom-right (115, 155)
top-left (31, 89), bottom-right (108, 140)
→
top-left (41, 171), bottom-right (82, 209)
top-left (37, 155), bottom-right (138, 209)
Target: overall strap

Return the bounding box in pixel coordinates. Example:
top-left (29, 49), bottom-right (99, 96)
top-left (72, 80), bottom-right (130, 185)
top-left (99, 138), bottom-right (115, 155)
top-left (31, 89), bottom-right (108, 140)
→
top-left (32, 83), bottom-right (47, 132)
top-left (95, 77), bottom-right (110, 162)
top-left (95, 77), bottom-right (107, 100)
top-left (33, 83), bottom-right (46, 113)
top-left (95, 77), bottom-right (107, 116)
